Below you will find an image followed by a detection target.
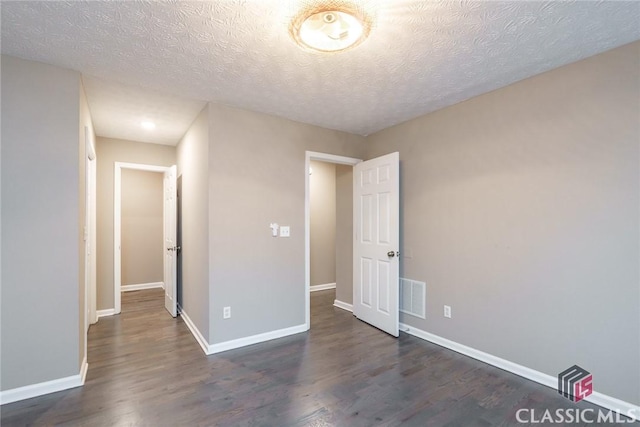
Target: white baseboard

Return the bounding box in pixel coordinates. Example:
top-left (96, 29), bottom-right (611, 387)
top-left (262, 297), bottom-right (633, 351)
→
top-left (399, 323), bottom-right (639, 422)
top-left (121, 282), bottom-right (164, 292)
top-left (180, 309), bottom-right (210, 355)
top-left (180, 308), bottom-right (308, 356)
top-left (96, 308), bottom-right (116, 318)
top-left (208, 324), bottom-right (307, 355)
top-left (333, 299), bottom-right (353, 312)
top-left (0, 357), bottom-right (88, 405)
top-left (79, 357), bottom-right (88, 384)
top-left (310, 283), bottom-right (336, 292)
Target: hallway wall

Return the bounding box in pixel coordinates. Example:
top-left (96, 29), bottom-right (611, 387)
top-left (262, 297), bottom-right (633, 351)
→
top-left (310, 160), bottom-right (336, 287)
top-left (120, 169), bottom-right (164, 286)
top-left (176, 106), bottom-right (210, 342)
top-left (1, 55), bottom-right (82, 391)
top-left (334, 164), bottom-right (353, 305)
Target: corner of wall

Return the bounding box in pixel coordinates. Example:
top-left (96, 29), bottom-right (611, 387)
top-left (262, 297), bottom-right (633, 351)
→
top-left (175, 104), bottom-right (210, 343)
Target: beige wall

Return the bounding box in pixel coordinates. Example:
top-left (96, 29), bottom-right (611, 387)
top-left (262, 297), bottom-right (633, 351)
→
top-left (121, 169), bottom-right (164, 286)
top-left (207, 103), bottom-right (366, 344)
top-left (1, 56), bottom-right (82, 390)
top-left (176, 106), bottom-right (210, 339)
top-left (96, 138), bottom-right (176, 310)
top-left (310, 161), bottom-right (336, 286)
top-left (335, 165), bottom-right (353, 305)
top-left (366, 41), bottom-right (640, 405)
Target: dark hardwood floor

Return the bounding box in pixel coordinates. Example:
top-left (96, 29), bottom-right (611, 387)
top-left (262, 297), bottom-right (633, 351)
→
top-left (1, 289), bottom-right (632, 426)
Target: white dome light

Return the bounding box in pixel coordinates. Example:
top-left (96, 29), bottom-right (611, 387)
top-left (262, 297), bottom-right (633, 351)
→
top-left (290, 2), bottom-right (373, 53)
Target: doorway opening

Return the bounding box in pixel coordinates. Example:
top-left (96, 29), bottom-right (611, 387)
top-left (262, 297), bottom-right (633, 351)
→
top-left (113, 162), bottom-right (176, 315)
top-left (304, 151), bottom-right (361, 329)
top-left (309, 160), bottom-right (355, 309)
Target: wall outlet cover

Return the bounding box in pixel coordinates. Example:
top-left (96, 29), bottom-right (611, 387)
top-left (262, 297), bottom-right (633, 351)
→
top-left (444, 305), bottom-right (451, 318)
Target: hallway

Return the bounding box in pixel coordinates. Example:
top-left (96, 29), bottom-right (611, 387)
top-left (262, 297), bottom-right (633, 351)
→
top-left (1, 290), bottom-right (620, 426)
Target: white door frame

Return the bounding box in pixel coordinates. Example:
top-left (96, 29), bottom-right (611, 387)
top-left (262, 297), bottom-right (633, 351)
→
top-left (85, 126), bottom-right (97, 338)
top-left (304, 151), bottom-right (361, 329)
top-left (114, 162), bottom-right (171, 314)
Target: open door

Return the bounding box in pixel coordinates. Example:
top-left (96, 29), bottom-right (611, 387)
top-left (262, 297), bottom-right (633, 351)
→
top-left (85, 126), bottom-right (98, 327)
top-left (164, 165), bottom-right (177, 317)
top-left (353, 152), bottom-right (400, 337)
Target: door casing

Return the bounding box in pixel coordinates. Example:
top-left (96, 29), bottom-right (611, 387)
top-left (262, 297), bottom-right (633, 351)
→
top-left (113, 162), bottom-right (173, 314)
top-left (304, 151), bottom-right (361, 329)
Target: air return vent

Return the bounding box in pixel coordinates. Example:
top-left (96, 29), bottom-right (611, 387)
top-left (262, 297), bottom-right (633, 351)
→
top-left (400, 278), bottom-right (426, 319)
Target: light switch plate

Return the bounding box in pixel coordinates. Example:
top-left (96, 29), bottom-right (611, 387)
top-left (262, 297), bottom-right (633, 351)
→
top-left (280, 226), bottom-right (290, 237)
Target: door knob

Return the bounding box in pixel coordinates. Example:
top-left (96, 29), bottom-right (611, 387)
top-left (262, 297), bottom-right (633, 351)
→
top-left (387, 251), bottom-right (395, 258)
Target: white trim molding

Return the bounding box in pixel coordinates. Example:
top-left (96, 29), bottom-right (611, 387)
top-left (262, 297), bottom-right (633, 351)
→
top-left (399, 323), bottom-right (640, 422)
top-left (121, 282), bottom-right (164, 292)
top-left (180, 309), bottom-right (210, 355)
top-left (0, 357), bottom-right (88, 405)
top-left (310, 283), bottom-right (336, 292)
top-left (97, 309), bottom-right (116, 318)
top-left (180, 311), bottom-right (307, 356)
top-left (208, 324), bottom-right (307, 355)
top-left (333, 300), bottom-right (353, 312)
top-left (114, 162), bottom-right (171, 315)
top-left (79, 357), bottom-right (89, 385)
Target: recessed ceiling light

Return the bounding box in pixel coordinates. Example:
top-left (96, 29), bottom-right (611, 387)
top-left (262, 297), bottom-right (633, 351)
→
top-left (141, 121), bottom-right (156, 130)
top-left (290, 1), bottom-right (373, 53)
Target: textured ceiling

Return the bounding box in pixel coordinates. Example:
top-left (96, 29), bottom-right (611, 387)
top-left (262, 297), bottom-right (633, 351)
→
top-left (2, 1), bottom-right (639, 140)
top-left (82, 75), bottom-right (206, 145)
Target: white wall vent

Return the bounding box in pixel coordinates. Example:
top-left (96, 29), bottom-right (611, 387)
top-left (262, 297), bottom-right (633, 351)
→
top-left (400, 278), bottom-right (426, 319)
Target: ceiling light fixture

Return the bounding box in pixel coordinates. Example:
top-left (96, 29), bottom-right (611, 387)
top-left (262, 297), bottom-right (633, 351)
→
top-left (141, 120), bottom-right (156, 130)
top-left (290, 1), bottom-right (374, 53)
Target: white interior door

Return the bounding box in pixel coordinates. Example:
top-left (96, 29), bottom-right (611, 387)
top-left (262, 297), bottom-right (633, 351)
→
top-left (164, 165), bottom-right (177, 317)
top-left (353, 152), bottom-right (400, 337)
top-left (85, 126), bottom-right (97, 327)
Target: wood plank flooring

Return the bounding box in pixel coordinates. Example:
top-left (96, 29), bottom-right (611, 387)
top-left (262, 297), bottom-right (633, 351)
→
top-left (1, 289), bottom-right (632, 426)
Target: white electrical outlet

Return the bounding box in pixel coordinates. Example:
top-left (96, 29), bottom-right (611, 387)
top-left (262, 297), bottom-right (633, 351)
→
top-left (280, 226), bottom-right (290, 237)
top-left (223, 306), bottom-right (231, 319)
top-left (444, 305), bottom-right (452, 318)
